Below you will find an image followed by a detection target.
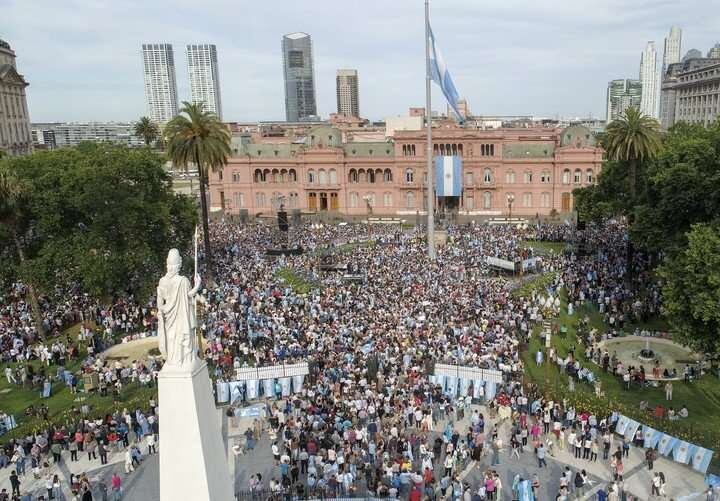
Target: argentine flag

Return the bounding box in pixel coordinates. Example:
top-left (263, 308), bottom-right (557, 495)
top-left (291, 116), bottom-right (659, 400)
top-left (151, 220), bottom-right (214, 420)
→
top-left (673, 440), bottom-right (697, 464)
top-left (435, 156), bottom-right (462, 197)
top-left (657, 434), bottom-right (678, 456)
top-left (429, 27), bottom-right (464, 121)
top-left (516, 479), bottom-right (535, 501)
top-left (642, 426), bottom-right (663, 449)
top-left (692, 446), bottom-right (714, 473)
top-left (615, 415), bottom-right (630, 435)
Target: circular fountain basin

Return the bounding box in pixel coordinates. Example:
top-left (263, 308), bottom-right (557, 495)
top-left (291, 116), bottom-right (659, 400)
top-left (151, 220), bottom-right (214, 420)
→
top-left (597, 336), bottom-right (702, 380)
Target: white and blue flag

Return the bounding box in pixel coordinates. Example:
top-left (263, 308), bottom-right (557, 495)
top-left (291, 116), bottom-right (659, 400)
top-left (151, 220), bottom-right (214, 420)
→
top-left (692, 446), bottom-right (714, 473)
top-left (673, 440), bottom-right (696, 464)
top-left (642, 426), bottom-right (663, 449)
top-left (429, 27), bottom-right (464, 121)
top-left (657, 434), bottom-right (678, 456)
top-left (435, 156), bottom-right (462, 197)
top-left (615, 415), bottom-right (630, 435)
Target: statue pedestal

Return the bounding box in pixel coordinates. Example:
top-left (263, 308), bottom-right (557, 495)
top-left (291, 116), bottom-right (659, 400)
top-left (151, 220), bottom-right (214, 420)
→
top-left (158, 361), bottom-right (234, 501)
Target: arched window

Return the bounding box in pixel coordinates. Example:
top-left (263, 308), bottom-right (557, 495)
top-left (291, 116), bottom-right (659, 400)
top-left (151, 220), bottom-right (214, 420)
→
top-left (405, 168), bottom-right (414, 183)
top-left (574, 169), bottom-right (582, 184)
top-left (540, 192), bottom-right (551, 208)
top-left (318, 169), bottom-right (327, 184)
top-left (402, 145), bottom-right (407, 156)
top-left (272, 169), bottom-right (280, 183)
top-left (505, 170), bottom-right (515, 184)
top-left (307, 169), bottom-right (316, 184)
top-left (384, 192), bottom-right (392, 207)
top-left (280, 169), bottom-right (287, 183)
top-left (524, 171), bottom-right (532, 184)
top-left (289, 169), bottom-right (297, 182)
top-left (254, 169), bottom-right (264, 183)
top-left (406, 191), bottom-right (415, 208)
top-left (483, 191), bottom-right (492, 209)
top-left (349, 169), bottom-right (358, 183)
top-left (562, 169), bottom-right (571, 185)
top-left (586, 169), bottom-right (594, 183)
top-left (368, 170), bottom-right (376, 183)
top-left (263, 169), bottom-right (270, 182)
top-left (540, 170), bottom-right (551, 183)
top-left (411, 145), bottom-right (416, 156)
top-left (483, 168), bottom-right (492, 184)
top-left (349, 192), bottom-right (359, 208)
top-left (384, 169), bottom-right (393, 182)
top-left (329, 169), bottom-right (337, 184)
top-left (523, 192), bottom-right (532, 207)
top-left (358, 169), bottom-right (366, 183)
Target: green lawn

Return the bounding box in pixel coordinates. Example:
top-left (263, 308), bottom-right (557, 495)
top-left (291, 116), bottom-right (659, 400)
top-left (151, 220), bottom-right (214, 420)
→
top-left (520, 294), bottom-right (720, 457)
top-left (275, 267), bottom-right (319, 295)
top-left (521, 240), bottom-right (567, 255)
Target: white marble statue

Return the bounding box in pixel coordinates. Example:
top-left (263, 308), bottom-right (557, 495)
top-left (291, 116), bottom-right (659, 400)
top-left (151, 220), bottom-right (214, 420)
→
top-left (157, 249), bottom-right (201, 370)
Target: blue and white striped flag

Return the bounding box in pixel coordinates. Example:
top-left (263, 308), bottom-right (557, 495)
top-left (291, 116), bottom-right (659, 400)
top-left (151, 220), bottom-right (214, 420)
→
top-left (673, 440), bottom-right (697, 464)
top-left (615, 415), bottom-right (630, 435)
top-left (435, 156), bottom-right (462, 197)
top-left (624, 419), bottom-right (641, 441)
top-left (429, 26), bottom-right (464, 121)
top-left (642, 426), bottom-right (663, 449)
top-left (516, 479), bottom-right (535, 501)
top-left (657, 434), bottom-right (677, 456)
top-left (692, 446), bottom-right (714, 473)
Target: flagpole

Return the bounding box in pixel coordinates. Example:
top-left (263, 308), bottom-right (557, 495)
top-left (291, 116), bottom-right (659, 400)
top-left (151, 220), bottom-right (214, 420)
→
top-left (425, 0), bottom-right (436, 260)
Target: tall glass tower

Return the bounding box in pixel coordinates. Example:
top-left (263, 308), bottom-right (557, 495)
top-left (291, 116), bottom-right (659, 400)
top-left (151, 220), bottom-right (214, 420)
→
top-left (142, 43), bottom-right (178, 124)
top-left (186, 44), bottom-right (223, 119)
top-left (639, 42), bottom-right (658, 118)
top-left (282, 33), bottom-right (317, 122)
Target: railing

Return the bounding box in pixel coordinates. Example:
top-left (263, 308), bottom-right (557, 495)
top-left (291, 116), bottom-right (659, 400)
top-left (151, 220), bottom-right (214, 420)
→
top-left (236, 488), bottom-right (381, 501)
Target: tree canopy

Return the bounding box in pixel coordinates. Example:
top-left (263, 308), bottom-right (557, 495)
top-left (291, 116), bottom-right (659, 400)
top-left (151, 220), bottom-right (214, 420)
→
top-left (0, 142), bottom-right (197, 299)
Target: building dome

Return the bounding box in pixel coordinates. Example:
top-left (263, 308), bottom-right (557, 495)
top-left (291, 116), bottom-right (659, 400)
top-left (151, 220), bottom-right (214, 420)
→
top-left (0, 39), bottom-right (10, 51)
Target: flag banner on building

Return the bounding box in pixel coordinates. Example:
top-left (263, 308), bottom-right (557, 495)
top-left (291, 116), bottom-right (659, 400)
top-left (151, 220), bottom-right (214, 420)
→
top-left (429, 27), bottom-right (463, 121)
top-left (292, 374), bottom-right (305, 393)
top-left (229, 381), bottom-right (244, 404)
top-left (673, 440), bottom-right (697, 464)
top-left (615, 415), bottom-right (631, 436)
top-left (624, 419), bottom-right (641, 441)
top-left (473, 379), bottom-right (485, 399)
top-left (459, 377), bottom-right (471, 396)
top-left (692, 446), bottom-right (714, 473)
top-left (246, 379), bottom-right (259, 400)
top-left (642, 426), bottom-right (663, 449)
top-left (433, 374), bottom-right (445, 390)
top-left (216, 381), bottom-right (230, 403)
top-left (279, 377), bottom-right (292, 397)
top-left (262, 378), bottom-right (275, 398)
top-left (444, 376), bottom-right (458, 397)
top-left (435, 156), bottom-right (462, 197)
top-left (657, 434), bottom-right (678, 456)
top-left (485, 381), bottom-right (497, 401)
top-left (237, 406), bottom-right (262, 418)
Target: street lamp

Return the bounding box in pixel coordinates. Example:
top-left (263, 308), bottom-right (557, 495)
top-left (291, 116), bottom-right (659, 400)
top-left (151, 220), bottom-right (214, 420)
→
top-left (506, 193), bottom-right (515, 220)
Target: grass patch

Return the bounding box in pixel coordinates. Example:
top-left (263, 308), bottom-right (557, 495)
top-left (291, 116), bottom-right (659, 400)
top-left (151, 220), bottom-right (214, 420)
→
top-left (275, 267), bottom-right (318, 295)
top-left (520, 293), bottom-right (720, 460)
top-left (521, 240), bottom-right (566, 254)
top-left (511, 271), bottom-right (558, 298)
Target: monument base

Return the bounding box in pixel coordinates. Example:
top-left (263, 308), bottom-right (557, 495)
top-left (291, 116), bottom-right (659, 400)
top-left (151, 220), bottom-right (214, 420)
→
top-left (158, 361), bottom-right (234, 501)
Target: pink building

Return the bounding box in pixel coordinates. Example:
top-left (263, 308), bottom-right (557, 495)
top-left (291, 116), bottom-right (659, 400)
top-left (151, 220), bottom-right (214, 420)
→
top-left (208, 123), bottom-right (603, 218)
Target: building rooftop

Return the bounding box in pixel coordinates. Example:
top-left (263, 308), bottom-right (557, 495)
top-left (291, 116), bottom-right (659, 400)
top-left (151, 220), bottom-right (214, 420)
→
top-left (284, 32), bottom-right (310, 40)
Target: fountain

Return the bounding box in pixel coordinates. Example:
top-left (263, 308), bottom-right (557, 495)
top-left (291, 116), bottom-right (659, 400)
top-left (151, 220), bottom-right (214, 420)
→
top-left (638, 338), bottom-right (656, 361)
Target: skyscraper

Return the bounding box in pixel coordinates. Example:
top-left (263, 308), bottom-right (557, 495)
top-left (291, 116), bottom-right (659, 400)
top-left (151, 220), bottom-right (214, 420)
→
top-left (639, 42), bottom-right (658, 118)
top-left (142, 43), bottom-right (178, 124)
top-left (282, 33), bottom-right (317, 122)
top-left (662, 27), bottom-right (682, 76)
top-left (0, 38), bottom-right (32, 156)
top-left (606, 79), bottom-right (642, 123)
top-left (186, 44), bottom-right (222, 119)
top-left (336, 69), bottom-right (359, 118)
top-left (708, 43), bottom-right (720, 59)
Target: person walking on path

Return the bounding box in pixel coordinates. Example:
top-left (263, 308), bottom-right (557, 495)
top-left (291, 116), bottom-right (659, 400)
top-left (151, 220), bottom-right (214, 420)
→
top-left (646, 447), bottom-right (657, 471)
top-left (10, 470), bottom-right (21, 497)
top-left (111, 472), bottom-right (122, 500)
top-left (537, 443), bottom-right (547, 468)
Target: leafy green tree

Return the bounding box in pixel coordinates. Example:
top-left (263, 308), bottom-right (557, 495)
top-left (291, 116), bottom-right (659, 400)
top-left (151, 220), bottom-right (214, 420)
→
top-left (134, 116), bottom-right (160, 146)
top-left (660, 222), bottom-right (720, 353)
top-left (2, 143), bottom-right (197, 299)
top-left (0, 165), bottom-right (44, 333)
top-left (603, 107), bottom-right (662, 198)
top-left (165, 101), bottom-right (231, 280)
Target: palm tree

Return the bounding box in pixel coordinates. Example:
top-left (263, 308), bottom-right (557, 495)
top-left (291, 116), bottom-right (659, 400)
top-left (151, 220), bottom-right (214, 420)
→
top-left (0, 165), bottom-right (44, 335)
top-left (164, 102), bottom-right (231, 280)
top-left (603, 107), bottom-right (662, 198)
top-left (134, 116), bottom-right (160, 146)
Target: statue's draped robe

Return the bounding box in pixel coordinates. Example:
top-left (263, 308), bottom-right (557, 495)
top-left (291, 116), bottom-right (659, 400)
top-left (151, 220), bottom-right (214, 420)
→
top-left (157, 273), bottom-right (197, 367)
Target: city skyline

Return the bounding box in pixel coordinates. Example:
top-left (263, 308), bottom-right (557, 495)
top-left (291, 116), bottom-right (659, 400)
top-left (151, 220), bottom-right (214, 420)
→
top-left (186, 44), bottom-right (223, 119)
top-left (4, 0), bottom-right (719, 122)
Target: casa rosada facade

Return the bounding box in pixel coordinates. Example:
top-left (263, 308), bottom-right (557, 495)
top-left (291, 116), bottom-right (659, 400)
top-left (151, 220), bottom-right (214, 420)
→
top-left (208, 124), bottom-right (603, 218)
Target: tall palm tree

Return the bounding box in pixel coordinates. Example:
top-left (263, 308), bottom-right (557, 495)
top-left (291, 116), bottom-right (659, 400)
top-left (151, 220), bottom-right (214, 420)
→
top-left (0, 166), bottom-right (44, 335)
top-left (603, 106), bottom-right (662, 198)
top-left (134, 116), bottom-right (160, 146)
top-left (164, 102), bottom-right (231, 280)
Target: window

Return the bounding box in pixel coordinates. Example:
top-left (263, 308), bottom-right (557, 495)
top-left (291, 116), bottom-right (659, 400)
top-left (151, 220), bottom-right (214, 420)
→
top-left (365, 193), bottom-right (375, 207)
top-left (280, 169), bottom-right (287, 183)
top-left (233, 192), bottom-right (244, 208)
top-left (505, 170), bottom-right (515, 184)
top-left (218, 170), bottom-right (223, 181)
top-left (289, 169), bottom-right (297, 182)
top-left (541, 170), bottom-right (551, 183)
top-left (405, 168), bottom-right (414, 183)
top-left (562, 169), bottom-right (570, 185)
top-left (349, 192), bottom-right (359, 208)
top-left (402, 144), bottom-right (417, 157)
top-left (524, 171), bottom-right (532, 184)
top-left (318, 169), bottom-right (328, 184)
top-left (465, 172), bottom-right (474, 185)
top-left (586, 169), bottom-right (594, 183)
top-left (483, 191), bottom-right (492, 209)
top-left (574, 169), bottom-right (582, 184)
top-left (329, 169), bottom-right (337, 184)
top-left (540, 192), bottom-right (551, 208)
top-left (307, 169), bottom-right (316, 184)
top-left (406, 191), bottom-right (415, 208)
top-left (330, 193), bottom-right (339, 210)
top-left (384, 192), bottom-right (393, 207)
top-left (288, 192), bottom-right (298, 208)
top-left (308, 192), bottom-right (317, 210)
top-left (523, 192), bottom-right (532, 207)
top-left (465, 196), bottom-right (474, 210)
top-left (480, 144), bottom-right (495, 156)
top-left (368, 170), bottom-right (376, 183)
top-left (384, 169), bottom-right (393, 182)
top-left (254, 169), bottom-right (264, 183)
top-left (232, 171), bottom-right (240, 183)
top-left (349, 169), bottom-right (358, 183)
top-left (483, 168), bottom-right (492, 184)
top-left (255, 192), bottom-right (266, 207)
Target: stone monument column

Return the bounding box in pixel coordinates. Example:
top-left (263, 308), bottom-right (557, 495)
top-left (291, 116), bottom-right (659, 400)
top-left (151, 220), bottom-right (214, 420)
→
top-left (157, 249), bottom-right (234, 501)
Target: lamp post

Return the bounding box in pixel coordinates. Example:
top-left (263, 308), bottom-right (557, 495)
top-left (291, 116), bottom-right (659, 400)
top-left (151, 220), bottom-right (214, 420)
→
top-left (507, 193), bottom-right (515, 220)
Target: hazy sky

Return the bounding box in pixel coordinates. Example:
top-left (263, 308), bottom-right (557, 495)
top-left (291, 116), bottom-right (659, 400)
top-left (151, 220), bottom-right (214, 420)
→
top-left (3, 0), bottom-right (719, 122)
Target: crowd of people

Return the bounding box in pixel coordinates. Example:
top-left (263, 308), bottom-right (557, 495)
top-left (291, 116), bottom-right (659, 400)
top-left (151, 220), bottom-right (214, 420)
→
top-left (0, 218), bottom-right (710, 500)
